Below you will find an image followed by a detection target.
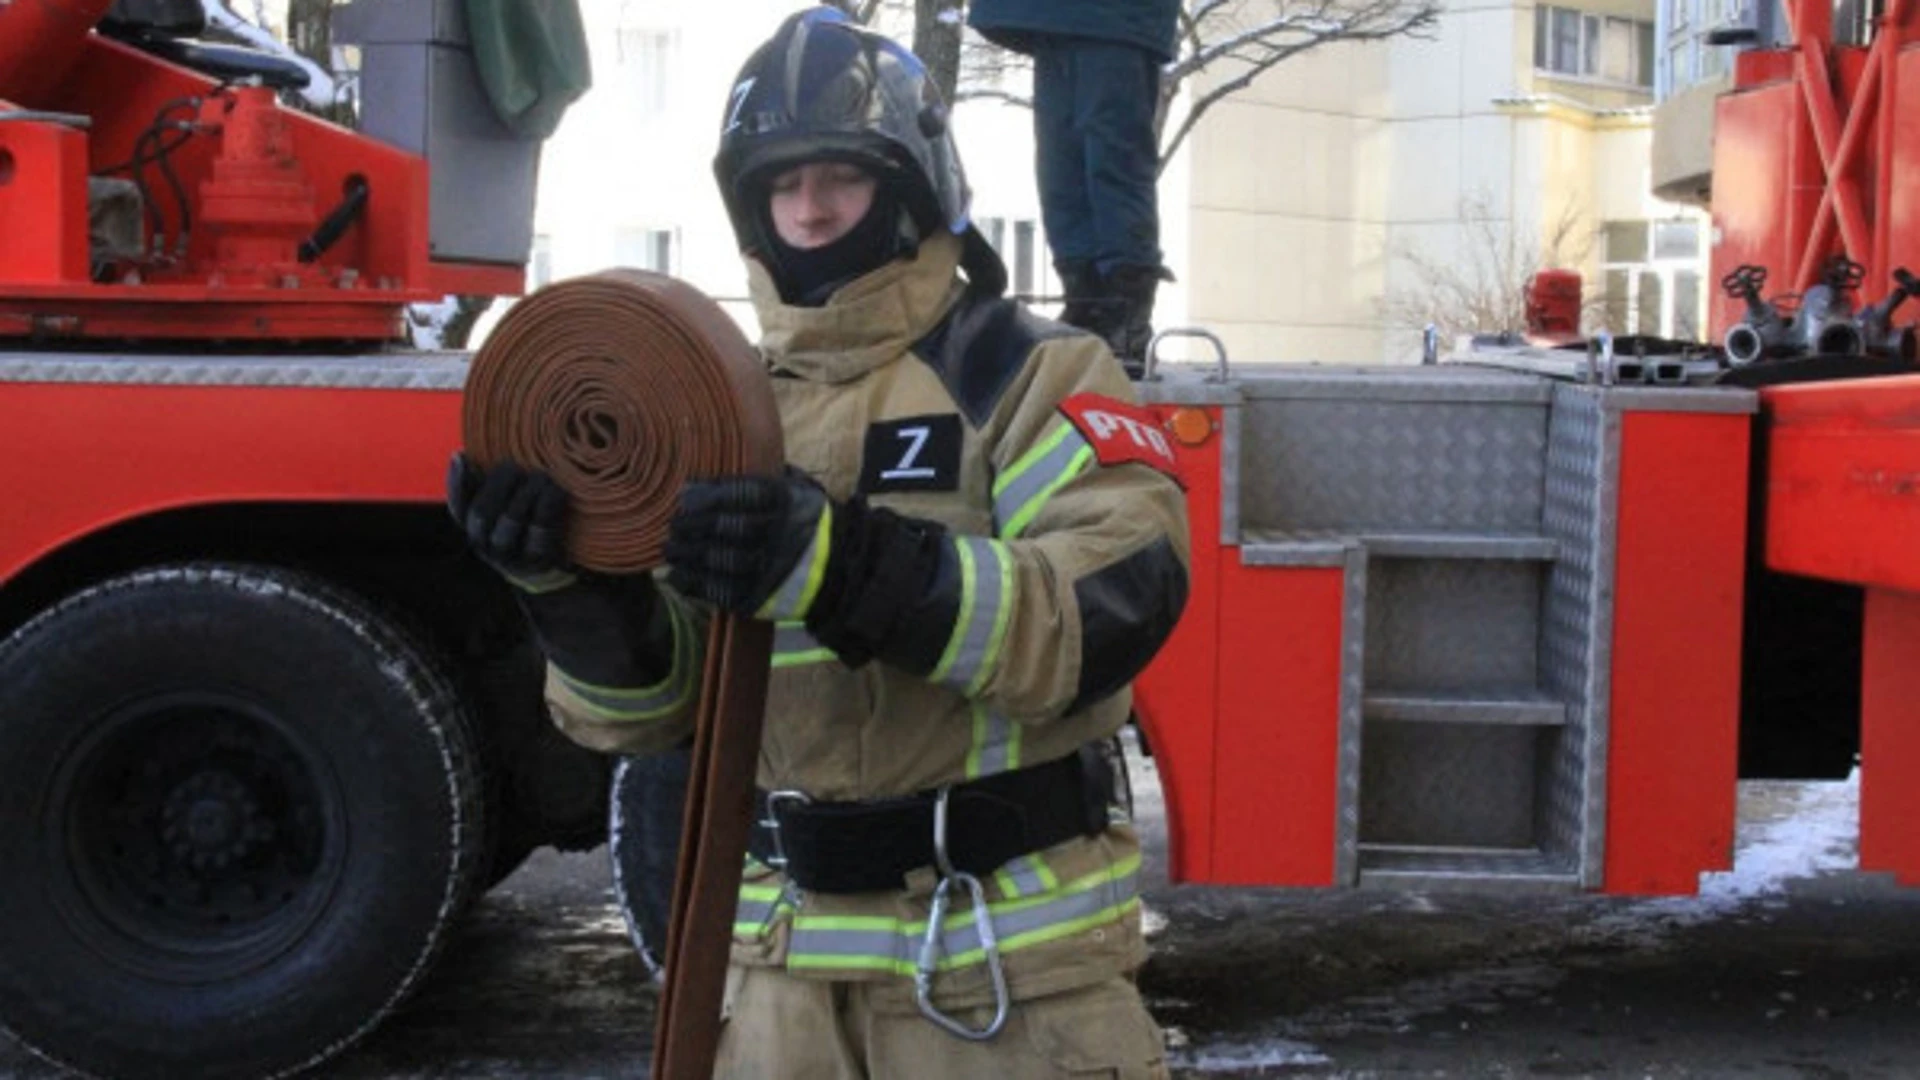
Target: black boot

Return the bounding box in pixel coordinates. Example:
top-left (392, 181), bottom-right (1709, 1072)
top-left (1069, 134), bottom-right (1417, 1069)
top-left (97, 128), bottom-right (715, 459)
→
top-left (1104, 264), bottom-right (1163, 378)
top-left (1054, 259), bottom-right (1101, 330)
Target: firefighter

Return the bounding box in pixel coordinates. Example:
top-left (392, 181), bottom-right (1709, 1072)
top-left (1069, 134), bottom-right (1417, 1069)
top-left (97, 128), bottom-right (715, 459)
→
top-left (449, 9), bottom-right (1188, 1076)
top-left (968, 0), bottom-right (1180, 373)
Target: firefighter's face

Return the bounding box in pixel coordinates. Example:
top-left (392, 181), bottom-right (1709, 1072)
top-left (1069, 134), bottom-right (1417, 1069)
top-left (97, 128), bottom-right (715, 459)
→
top-left (767, 162), bottom-right (876, 249)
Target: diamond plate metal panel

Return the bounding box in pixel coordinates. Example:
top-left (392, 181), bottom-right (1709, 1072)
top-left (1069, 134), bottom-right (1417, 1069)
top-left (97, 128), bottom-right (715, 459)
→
top-left (1537, 385), bottom-right (1619, 886)
top-left (1363, 689), bottom-right (1567, 726)
top-left (1356, 846), bottom-right (1579, 892)
top-left (1237, 397), bottom-right (1550, 535)
top-left (0, 351), bottom-right (473, 390)
top-left (1359, 722), bottom-right (1544, 847)
top-left (1363, 559), bottom-right (1543, 692)
top-left (1136, 375), bottom-right (1242, 407)
top-left (1334, 547), bottom-right (1367, 887)
top-left (1243, 530), bottom-right (1558, 561)
top-left (1234, 365), bottom-right (1555, 403)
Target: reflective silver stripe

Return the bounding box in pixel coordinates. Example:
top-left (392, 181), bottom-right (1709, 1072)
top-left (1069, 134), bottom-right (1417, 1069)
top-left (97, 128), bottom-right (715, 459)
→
top-left (734, 880), bottom-right (790, 937)
top-left (993, 421), bottom-right (1093, 538)
top-left (786, 859), bottom-right (1141, 974)
top-left (931, 538), bottom-right (1011, 695)
top-left (966, 704), bottom-right (1020, 779)
top-left (553, 601), bottom-right (696, 722)
top-left (756, 504), bottom-right (833, 621)
top-left (993, 855), bottom-right (1051, 899)
top-left (771, 621), bottom-right (835, 668)
top-left (733, 895), bottom-right (779, 930)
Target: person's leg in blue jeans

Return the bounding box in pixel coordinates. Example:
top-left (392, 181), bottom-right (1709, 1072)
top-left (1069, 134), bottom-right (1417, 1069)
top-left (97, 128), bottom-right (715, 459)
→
top-left (1029, 36), bottom-right (1164, 370)
top-left (1075, 40), bottom-right (1162, 278)
top-left (1030, 38), bottom-right (1098, 323)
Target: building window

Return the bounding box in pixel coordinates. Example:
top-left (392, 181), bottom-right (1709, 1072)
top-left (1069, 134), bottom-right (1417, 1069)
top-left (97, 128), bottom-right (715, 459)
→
top-left (1535, 5), bottom-right (1655, 88)
top-left (615, 227), bottom-right (677, 275)
top-left (1602, 219), bottom-right (1705, 339)
top-left (1657, 0), bottom-right (1761, 97)
top-left (617, 28), bottom-right (677, 117)
top-left (530, 233), bottom-right (553, 289)
top-left (978, 215), bottom-right (1053, 301)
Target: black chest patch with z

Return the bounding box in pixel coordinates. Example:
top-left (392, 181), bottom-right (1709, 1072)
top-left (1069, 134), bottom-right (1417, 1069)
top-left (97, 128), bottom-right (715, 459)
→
top-left (858, 414), bottom-right (963, 494)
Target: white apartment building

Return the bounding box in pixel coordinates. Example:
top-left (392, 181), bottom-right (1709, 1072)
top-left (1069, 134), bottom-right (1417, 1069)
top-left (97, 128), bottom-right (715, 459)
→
top-left (1181, 0), bottom-right (1710, 363)
top-left (491, 0), bottom-right (1708, 362)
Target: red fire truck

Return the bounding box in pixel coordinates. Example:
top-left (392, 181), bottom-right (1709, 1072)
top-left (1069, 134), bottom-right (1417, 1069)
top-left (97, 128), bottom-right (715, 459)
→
top-left (2, 0), bottom-right (1916, 1078)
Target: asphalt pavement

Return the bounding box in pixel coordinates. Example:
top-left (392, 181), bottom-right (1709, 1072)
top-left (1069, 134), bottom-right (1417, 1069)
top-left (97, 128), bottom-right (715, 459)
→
top-left (6, 758), bottom-right (1919, 1078)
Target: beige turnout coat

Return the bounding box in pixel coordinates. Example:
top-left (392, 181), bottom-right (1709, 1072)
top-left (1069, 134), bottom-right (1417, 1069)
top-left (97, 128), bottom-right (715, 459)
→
top-left (547, 231), bottom-right (1190, 1008)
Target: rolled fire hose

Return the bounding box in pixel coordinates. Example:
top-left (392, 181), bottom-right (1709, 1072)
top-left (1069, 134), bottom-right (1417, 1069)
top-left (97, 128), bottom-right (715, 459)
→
top-left (462, 269), bottom-right (782, 1079)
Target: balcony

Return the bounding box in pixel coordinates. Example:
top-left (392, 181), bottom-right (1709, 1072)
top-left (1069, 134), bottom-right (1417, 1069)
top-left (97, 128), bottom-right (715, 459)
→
top-left (1651, 72), bottom-right (1728, 206)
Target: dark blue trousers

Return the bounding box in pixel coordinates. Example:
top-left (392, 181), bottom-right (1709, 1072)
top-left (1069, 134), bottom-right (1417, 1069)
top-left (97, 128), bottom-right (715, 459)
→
top-left (1030, 37), bottom-right (1163, 275)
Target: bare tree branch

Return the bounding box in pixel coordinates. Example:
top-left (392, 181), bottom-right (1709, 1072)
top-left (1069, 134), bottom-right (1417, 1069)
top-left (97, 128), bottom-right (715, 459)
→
top-left (1155, 0), bottom-right (1440, 173)
top-left (1383, 194), bottom-right (1600, 337)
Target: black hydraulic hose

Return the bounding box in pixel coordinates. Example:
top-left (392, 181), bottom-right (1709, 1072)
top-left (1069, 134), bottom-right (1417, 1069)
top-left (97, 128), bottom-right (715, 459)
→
top-left (153, 130), bottom-right (191, 255)
top-left (298, 176), bottom-right (370, 263)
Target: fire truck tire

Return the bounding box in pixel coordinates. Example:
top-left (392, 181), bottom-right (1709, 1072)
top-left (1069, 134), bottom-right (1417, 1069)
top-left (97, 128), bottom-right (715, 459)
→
top-left (609, 744), bottom-right (693, 977)
top-left (0, 563), bottom-right (487, 1080)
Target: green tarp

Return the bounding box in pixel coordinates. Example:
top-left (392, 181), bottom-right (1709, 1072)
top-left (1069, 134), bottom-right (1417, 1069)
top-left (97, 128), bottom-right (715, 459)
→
top-left (463, 0), bottom-right (592, 139)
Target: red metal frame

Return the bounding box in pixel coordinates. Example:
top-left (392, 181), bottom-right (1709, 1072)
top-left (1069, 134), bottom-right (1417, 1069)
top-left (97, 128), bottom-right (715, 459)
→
top-left (1602, 412), bottom-right (1749, 893)
top-left (1764, 375), bottom-right (1920, 885)
top-left (1711, 0), bottom-right (1917, 335)
top-left (2, 380), bottom-right (459, 585)
top-left (1131, 406), bottom-right (1222, 884)
top-left (0, 6), bottom-right (523, 342)
top-left (1859, 589), bottom-right (1920, 886)
top-left (1133, 405), bottom-right (1349, 888)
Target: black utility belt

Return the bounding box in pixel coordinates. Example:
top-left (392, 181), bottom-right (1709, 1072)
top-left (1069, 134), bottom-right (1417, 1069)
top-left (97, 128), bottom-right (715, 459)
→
top-left (748, 744), bottom-right (1115, 895)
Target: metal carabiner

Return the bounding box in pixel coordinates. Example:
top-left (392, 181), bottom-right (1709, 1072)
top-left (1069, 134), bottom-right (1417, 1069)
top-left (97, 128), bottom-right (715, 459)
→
top-left (758, 789), bottom-right (811, 872)
top-left (912, 786), bottom-right (1011, 1041)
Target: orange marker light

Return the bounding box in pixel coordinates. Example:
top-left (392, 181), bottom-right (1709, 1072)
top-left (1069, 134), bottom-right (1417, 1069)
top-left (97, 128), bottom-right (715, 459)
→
top-left (1167, 407), bottom-right (1214, 448)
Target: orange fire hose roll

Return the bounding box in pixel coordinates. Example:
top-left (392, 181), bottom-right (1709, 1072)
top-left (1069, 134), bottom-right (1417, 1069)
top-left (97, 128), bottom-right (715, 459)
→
top-left (462, 270), bottom-right (783, 1079)
top-left (462, 269), bottom-right (782, 573)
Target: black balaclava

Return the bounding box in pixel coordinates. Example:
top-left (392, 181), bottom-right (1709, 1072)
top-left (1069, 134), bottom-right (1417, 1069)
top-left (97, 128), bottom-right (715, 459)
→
top-left (757, 179), bottom-right (918, 307)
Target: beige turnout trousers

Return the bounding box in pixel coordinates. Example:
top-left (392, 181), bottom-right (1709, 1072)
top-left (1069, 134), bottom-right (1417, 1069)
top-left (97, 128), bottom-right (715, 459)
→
top-left (712, 966), bottom-right (1171, 1079)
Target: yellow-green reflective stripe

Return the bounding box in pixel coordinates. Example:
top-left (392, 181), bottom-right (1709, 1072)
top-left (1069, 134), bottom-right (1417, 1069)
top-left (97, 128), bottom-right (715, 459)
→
top-left (929, 539), bottom-right (979, 684)
top-left (755, 504), bottom-right (834, 622)
top-left (771, 621), bottom-right (834, 668)
top-left (993, 421), bottom-right (1075, 502)
top-left (1003, 444), bottom-right (1095, 540)
top-left (995, 421), bottom-right (1093, 538)
top-left (933, 538), bottom-right (1010, 697)
top-left (965, 705), bottom-right (1019, 779)
top-left (1034, 858), bottom-right (1059, 891)
top-left (786, 892), bottom-right (1138, 975)
top-left (552, 603), bottom-right (695, 721)
top-left (786, 856), bottom-right (1140, 973)
top-left (965, 545), bottom-right (1016, 697)
top-left (994, 854), bottom-right (1051, 899)
top-left (789, 856), bottom-right (1142, 936)
top-left (772, 649), bottom-right (836, 668)
top-left (735, 879), bottom-right (791, 937)
top-left (507, 568), bottom-right (577, 594)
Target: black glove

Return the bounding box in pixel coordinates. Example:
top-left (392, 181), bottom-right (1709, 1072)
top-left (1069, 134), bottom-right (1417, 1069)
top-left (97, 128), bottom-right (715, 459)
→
top-left (663, 470), bottom-right (832, 619)
top-left (447, 453), bottom-right (671, 688)
top-left (446, 453), bottom-right (571, 589)
top-left (664, 471), bottom-right (951, 669)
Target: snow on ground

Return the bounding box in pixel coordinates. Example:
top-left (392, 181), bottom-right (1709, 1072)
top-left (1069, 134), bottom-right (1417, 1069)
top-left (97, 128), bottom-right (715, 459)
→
top-left (1577, 770), bottom-right (1861, 950)
top-left (1151, 760), bottom-right (1865, 1073)
top-left (1166, 1033), bottom-right (1332, 1072)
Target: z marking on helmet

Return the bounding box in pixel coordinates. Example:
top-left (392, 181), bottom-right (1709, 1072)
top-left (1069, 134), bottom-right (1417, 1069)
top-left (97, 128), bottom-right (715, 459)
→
top-left (725, 78), bottom-right (756, 135)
